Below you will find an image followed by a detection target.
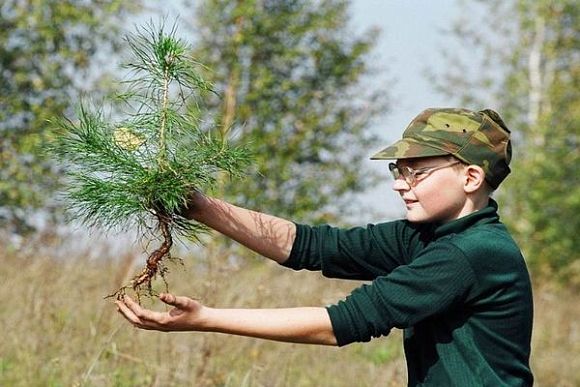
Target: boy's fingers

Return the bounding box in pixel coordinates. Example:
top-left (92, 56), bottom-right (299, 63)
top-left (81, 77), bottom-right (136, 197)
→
top-left (115, 295), bottom-right (190, 331)
top-left (115, 299), bottom-right (142, 325)
top-left (119, 296), bottom-right (161, 323)
top-left (122, 296), bottom-right (146, 317)
top-left (122, 295), bottom-right (139, 308)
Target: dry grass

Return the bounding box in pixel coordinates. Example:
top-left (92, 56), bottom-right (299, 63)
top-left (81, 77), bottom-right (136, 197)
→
top-left (0, 236), bottom-right (577, 386)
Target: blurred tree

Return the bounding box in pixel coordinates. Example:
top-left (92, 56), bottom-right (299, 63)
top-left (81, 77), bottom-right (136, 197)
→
top-left (431, 0), bottom-right (579, 283)
top-left (0, 0), bottom-right (140, 234)
top-left (192, 0), bottom-right (389, 224)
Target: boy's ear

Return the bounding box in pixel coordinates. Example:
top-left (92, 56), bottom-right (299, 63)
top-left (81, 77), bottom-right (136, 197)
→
top-left (463, 165), bottom-right (486, 194)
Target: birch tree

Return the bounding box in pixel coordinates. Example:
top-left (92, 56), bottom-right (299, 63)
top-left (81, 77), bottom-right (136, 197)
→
top-left (432, 0), bottom-right (579, 283)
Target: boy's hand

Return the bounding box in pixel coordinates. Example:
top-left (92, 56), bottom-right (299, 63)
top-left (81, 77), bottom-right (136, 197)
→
top-left (115, 293), bottom-right (206, 332)
top-left (177, 190), bottom-right (206, 220)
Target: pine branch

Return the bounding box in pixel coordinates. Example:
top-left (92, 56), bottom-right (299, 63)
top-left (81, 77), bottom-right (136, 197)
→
top-left (51, 21), bottom-right (252, 299)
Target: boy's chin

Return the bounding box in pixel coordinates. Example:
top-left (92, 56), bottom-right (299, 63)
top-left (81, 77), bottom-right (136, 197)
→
top-left (405, 209), bottom-right (440, 224)
top-left (405, 210), bottom-right (429, 223)
top-left (406, 215), bottom-right (430, 223)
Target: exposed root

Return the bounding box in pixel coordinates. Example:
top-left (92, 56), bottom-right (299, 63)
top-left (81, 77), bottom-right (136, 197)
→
top-left (106, 214), bottom-right (173, 302)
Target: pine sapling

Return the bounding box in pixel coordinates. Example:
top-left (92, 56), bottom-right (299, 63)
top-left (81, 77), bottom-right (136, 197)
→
top-left (51, 23), bottom-right (251, 300)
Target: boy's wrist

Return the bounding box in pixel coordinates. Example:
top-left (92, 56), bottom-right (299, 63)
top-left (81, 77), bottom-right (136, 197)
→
top-left (194, 306), bottom-right (217, 332)
top-left (197, 307), bottom-right (237, 334)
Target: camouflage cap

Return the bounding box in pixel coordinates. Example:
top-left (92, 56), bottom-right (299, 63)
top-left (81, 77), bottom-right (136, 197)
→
top-left (370, 107), bottom-right (512, 189)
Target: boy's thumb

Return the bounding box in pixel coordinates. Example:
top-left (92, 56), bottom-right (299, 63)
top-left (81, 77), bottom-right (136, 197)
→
top-left (159, 293), bottom-right (188, 308)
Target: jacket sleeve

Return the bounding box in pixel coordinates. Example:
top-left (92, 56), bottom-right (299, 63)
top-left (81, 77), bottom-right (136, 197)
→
top-left (282, 220), bottom-right (427, 280)
top-left (325, 241), bottom-right (477, 346)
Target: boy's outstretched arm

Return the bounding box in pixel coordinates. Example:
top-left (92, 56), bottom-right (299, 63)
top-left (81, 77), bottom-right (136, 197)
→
top-left (181, 192), bottom-right (296, 264)
top-left (115, 293), bottom-right (337, 346)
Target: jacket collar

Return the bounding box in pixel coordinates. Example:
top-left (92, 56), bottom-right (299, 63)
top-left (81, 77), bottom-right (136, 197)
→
top-left (433, 199), bottom-right (500, 239)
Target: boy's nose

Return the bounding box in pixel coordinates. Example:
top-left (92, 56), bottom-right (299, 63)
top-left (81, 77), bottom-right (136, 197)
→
top-left (392, 176), bottom-right (410, 192)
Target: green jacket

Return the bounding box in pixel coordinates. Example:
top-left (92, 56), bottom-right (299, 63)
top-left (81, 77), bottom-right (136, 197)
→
top-left (284, 200), bottom-right (533, 386)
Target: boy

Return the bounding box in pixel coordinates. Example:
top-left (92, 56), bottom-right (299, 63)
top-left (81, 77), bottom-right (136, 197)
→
top-left (116, 107), bottom-right (534, 386)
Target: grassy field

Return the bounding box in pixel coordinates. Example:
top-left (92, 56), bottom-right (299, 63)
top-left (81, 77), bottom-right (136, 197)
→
top-left (0, 236), bottom-right (578, 386)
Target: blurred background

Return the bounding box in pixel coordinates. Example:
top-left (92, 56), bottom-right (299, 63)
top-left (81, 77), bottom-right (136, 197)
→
top-left (1, 0), bottom-right (578, 386)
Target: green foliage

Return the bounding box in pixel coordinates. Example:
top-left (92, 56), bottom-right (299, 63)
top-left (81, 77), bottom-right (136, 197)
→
top-left (52, 24), bottom-right (251, 240)
top-left (193, 0), bottom-right (389, 223)
top-left (0, 0), bottom-right (140, 234)
top-left (500, 0), bottom-right (580, 283)
top-left (432, 0), bottom-right (579, 283)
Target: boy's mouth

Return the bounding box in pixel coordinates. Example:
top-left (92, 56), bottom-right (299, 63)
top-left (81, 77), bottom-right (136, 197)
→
top-left (403, 198), bottom-right (419, 206)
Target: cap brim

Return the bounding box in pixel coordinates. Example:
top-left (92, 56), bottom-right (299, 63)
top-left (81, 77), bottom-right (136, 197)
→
top-left (370, 138), bottom-right (450, 160)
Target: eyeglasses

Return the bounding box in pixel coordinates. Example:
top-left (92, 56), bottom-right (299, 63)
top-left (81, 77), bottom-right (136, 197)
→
top-left (388, 160), bottom-right (462, 187)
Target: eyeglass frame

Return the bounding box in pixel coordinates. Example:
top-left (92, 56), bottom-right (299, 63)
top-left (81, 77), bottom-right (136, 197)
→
top-left (388, 160), bottom-right (462, 187)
